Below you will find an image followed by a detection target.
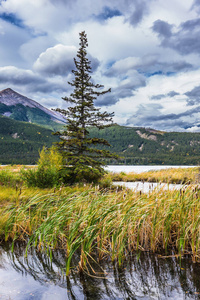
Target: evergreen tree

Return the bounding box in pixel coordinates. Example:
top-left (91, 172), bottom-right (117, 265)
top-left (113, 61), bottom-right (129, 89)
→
top-left (55, 31), bottom-right (117, 183)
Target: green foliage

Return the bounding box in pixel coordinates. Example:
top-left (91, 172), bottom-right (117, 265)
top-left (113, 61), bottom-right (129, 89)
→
top-left (54, 31), bottom-right (117, 183)
top-left (0, 167), bottom-right (22, 187)
top-left (0, 115), bottom-right (59, 164)
top-left (1, 115), bottom-right (200, 165)
top-left (3, 184), bottom-right (200, 273)
top-left (89, 124), bottom-right (200, 165)
top-left (21, 146), bottom-right (63, 188)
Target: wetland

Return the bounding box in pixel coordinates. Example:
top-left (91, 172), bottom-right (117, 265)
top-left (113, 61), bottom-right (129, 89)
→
top-left (0, 165), bottom-right (200, 299)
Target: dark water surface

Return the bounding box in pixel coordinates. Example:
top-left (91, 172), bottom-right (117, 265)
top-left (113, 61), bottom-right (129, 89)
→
top-left (1, 243), bottom-right (200, 299)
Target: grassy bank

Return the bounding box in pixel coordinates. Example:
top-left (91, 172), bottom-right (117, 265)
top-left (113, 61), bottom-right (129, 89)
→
top-left (1, 182), bottom-right (200, 275)
top-left (108, 167), bottom-right (199, 184)
top-left (0, 165), bottom-right (200, 275)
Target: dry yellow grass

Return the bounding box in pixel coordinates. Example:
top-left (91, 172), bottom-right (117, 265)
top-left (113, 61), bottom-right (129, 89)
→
top-left (108, 167), bottom-right (199, 184)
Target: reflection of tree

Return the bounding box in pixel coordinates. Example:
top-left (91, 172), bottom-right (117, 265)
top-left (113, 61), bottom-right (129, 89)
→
top-left (1, 242), bottom-right (200, 299)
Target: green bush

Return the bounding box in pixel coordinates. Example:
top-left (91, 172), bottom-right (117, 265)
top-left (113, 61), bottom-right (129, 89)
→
top-left (21, 146), bottom-right (63, 188)
top-left (59, 165), bottom-right (105, 184)
top-left (0, 169), bottom-right (22, 187)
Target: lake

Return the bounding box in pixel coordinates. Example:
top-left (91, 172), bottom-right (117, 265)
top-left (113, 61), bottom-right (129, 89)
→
top-left (105, 165), bottom-right (196, 173)
top-left (113, 181), bottom-right (183, 192)
top-left (106, 165), bottom-right (195, 192)
top-left (1, 242), bottom-right (200, 300)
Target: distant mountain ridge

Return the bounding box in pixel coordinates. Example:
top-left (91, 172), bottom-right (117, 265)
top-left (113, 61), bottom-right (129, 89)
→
top-left (0, 88), bottom-right (65, 130)
top-left (89, 125), bottom-right (200, 165)
top-left (0, 117), bottom-right (200, 165)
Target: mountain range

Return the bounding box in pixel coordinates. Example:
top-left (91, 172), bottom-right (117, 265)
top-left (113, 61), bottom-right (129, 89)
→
top-left (0, 88), bottom-right (65, 130)
top-left (0, 88), bottom-right (200, 165)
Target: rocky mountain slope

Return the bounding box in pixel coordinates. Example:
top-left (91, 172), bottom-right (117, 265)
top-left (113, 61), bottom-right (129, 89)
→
top-left (0, 88), bottom-right (65, 130)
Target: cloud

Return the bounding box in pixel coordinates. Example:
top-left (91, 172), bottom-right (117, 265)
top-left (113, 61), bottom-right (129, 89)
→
top-left (95, 93), bottom-right (117, 106)
top-left (151, 91), bottom-right (180, 100)
top-left (167, 91), bottom-right (180, 97)
top-left (0, 0), bottom-right (152, 35)
top-left (152, 20), bottom-right (173, 38)
top-left (34, 45), bottom-right (77, 76)
top-left (191, 0), bottom-right (200, 13)
top-left (106, 55), bottom-right (193, 78)
top-left (152, 17), bottom-right (200, 55)
top-left (126, 103), bottom-right (163, 124)
top-left (128, 1), bottom-right (148, 25)
top-left (96, 70), bottom-right (146, 106)
top-left (151, 94), bottom-right (166, 100)
top-left (0, 0), bottom-right (200, 132)
top-left (34, 44), bottom-right (100, 77)
top-left (0, 12), bottom-right (25, 29)
top-left (185, 85), bottom-right (200, 105)
top-left (0, 66), bottom-right (66, 94)
top-left (95, 6), bottom-right (122, 21)
top-left (0, 66), bottom-right (44, 85)
top-left (0, 18), bottom-right (31, 67)
top-left (126, 104), bottom-right (200, 131)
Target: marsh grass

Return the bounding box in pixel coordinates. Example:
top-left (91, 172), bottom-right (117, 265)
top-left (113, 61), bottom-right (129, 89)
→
top-left (108, 167), bottom-right (199, 184)
top-left (2, 182), bottom-right (200, 275)
top-left (0, 166), bottom-right (23, 187)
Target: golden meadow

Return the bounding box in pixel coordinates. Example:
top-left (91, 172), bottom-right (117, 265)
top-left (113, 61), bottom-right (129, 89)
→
top-left (0, 165), bottom-right (200, 275)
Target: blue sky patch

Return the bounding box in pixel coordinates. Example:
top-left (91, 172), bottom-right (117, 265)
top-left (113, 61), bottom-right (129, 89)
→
top-left (0, 12), bottom-right (25, 29)
top-left (95, 6), bottom-right (122, 21)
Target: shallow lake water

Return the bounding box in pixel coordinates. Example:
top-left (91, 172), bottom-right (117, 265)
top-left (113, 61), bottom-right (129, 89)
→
top-left (107, 165), bottom-right (195, 192)
top-left (105, 165), bottom-right (196, 174)
top-left (113, 181), bottom-right (183, 193)
top-left (1, 242), bottom-right (200, 300)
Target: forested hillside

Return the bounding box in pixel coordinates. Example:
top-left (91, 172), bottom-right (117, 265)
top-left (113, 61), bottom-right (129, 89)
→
top-left (0, 115), bottom-right (58, 164)
top-left (1, 120), bottom-right (200, 165)
top-left (89, 125), bottom-right (200, 165)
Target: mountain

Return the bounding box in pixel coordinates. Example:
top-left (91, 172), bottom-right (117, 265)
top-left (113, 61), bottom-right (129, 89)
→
top-left (0, 115), bottom-right (59, 164)
top-left (1, 97), bottom-right (200, 165)
top-left (0, 88), bottom-right (65, 130)
top-left (89, 124), bottom-right (200, 165)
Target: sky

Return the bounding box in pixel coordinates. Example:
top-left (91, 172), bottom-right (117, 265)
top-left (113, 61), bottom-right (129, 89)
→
top-left (0, 0), bottom-right (200, 131)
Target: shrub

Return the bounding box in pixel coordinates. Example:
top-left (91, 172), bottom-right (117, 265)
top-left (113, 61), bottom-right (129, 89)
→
top-left (0, 168), bottom-right (22, 187)
top-left (21, 146), bottom-right (63, 188)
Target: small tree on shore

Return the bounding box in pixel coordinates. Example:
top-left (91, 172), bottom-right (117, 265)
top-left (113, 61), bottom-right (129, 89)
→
top-left (55, 31), bottom-right (117, 183)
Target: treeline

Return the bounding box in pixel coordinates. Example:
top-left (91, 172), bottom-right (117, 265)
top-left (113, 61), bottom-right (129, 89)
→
top-left (0, 115), bottom-right (58, 164)
top-left (89, 124), bottom-right (200, 165)
top-left (1, 120), bottom-right (200, 165)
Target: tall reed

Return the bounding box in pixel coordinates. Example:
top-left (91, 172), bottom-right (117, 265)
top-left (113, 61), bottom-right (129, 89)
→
top-left (2, 183), bottom-right (200, 275)
top-left (108, 167), bottom-right (198, 184)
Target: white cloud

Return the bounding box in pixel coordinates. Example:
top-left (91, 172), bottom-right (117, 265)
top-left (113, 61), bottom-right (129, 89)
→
top-left (0, 66), bottom-right (43, 84)
top-left (33, 44), bottom-right (77, 76)
top-left (0, 0), bottom-right (200, 131)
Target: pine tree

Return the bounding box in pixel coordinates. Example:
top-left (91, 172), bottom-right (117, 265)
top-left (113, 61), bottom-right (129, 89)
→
top-left (55, 31), bottom-right (117, 183)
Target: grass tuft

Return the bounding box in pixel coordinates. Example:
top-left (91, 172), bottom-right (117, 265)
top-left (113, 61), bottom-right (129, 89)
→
top-left (1, 181), bottom-right (200, 275)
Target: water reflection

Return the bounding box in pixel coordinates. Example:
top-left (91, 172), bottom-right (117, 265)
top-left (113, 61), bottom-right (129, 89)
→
top-left (1, 242), bottom-right (200, 299)
top-left (113, 181), bottom-right (183, 193)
